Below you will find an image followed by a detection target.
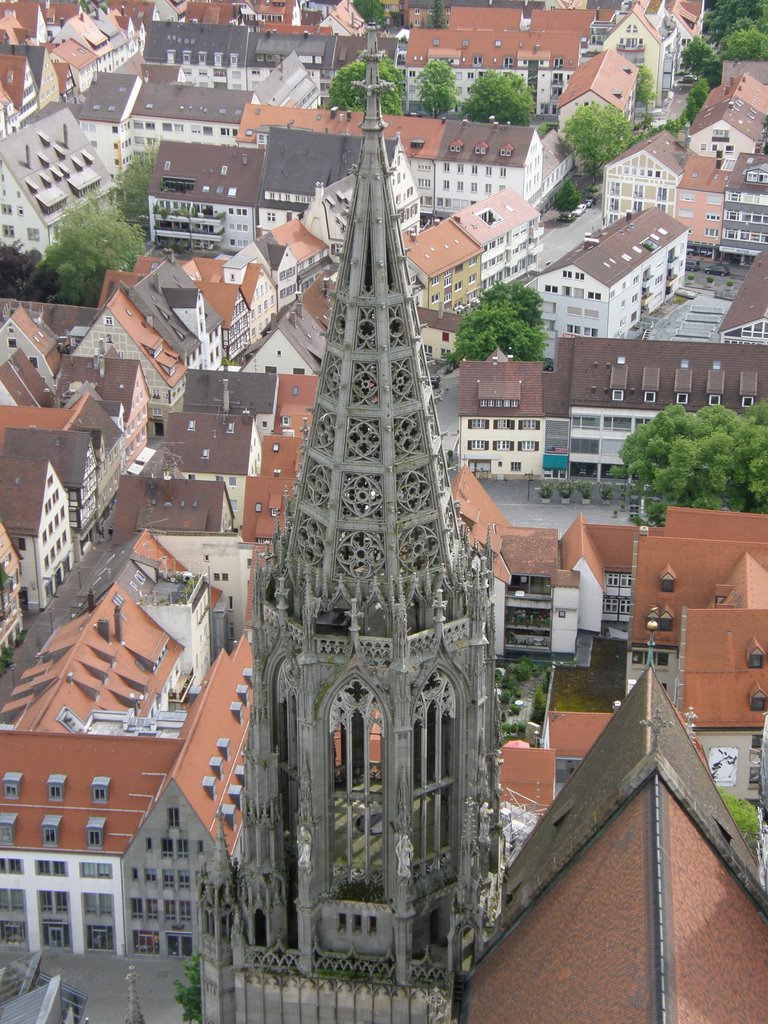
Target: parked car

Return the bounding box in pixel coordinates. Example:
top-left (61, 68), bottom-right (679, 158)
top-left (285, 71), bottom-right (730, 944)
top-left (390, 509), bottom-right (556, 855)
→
top-left (584, 196), bottom-right (597, 208)
top-left (685, 259), bottom-right (701, 272)
top-left (430, 375), bottom-right (441, 389)
top-left (557, 211), bottom-right (576, 222)
top-left (574, 204), bottom-right (587, 217)
top-left (701, 262), bottom-right (729, 276)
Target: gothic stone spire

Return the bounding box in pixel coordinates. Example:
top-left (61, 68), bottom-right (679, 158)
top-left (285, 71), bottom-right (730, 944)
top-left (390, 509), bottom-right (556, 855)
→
top-left (286, 27), bottom-right (459, 595)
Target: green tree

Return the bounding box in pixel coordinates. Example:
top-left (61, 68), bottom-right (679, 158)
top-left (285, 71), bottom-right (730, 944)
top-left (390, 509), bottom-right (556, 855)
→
top-left (417, 59), bottom-right (457, 117)
top-left (111, 141), bottom-right (158, 233)
top-left (615, 403), bottom-right (768, 522)
top-left (718, 788), bottom-right (759, 847)
top-left (722, 25), bottom-right (768, 60)
top-left (684, 78), bottom-right (711, 125)
top-left (173, 954), bottom-right (202, 1024)
top-left (328, 57), bottom-right (403, 115)
top-left (0, 244), bottom-right (58, 300)
top-left (39, 196), bottom-right (145, 307)
top-left (449, 281), bottom-right (546, 364)
top-left (462, 70), bottom-right (533, 126)
top-left (530, 684), bottom-right (547, 725)
top-left (427, 0), bottom-right (447, 28)
top-left (634, 65), bottom-right (656, 124)
top-left (680, 37), bottom-right (723, 87)
top-left (354, 0), bottom-right (385, 25)
top-left (552, 179), bottom-right (581, 213)
top-left (705, 0), bottom-right (764, 42)
top-left (562, 103), bottom-right (633, 178)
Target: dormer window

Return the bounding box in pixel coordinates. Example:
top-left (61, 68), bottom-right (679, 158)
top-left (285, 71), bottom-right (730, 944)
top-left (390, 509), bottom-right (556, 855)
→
top-left (644, 391), bottom-right (656, 403)
top-left (2, 772), bottom-right (21, 800)
top-left (749, 650), bottom-right (764, 669)
top-left (0, 813), bottom-right (16, 846)
top-left (612, 389), bottom-right (624, 401)
top-left (657, 606), bottom-right (673, 631)
top-left (750, 688), bottom-right (766, 711)
top-left (91, 777), bottom-right (110, 803)
top-left (676, 393), bottom-right (688, 404)
top-left (42, 815), bottom-right (61, 847)
top-left (708, 394), bottom-right (721, 405)
top-left (659, 570), bottom-right (675, 593)
top-left (47, 774), bottom-right (66, 801)
top-left (499, 147), bottom-right (512, 157)
top-left (86, 817), bottom-right (105, 849)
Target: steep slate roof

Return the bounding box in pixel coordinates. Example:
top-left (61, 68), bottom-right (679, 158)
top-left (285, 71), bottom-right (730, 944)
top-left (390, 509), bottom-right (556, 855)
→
top-left (182, 367), bottom-right (277, 418)
top-left (255, 303), bottom-right (325, 372)
top-left (2, 427), bottom-right (91, 488)
top-left (0, 454), bottom-right (50, 532)
top-left (164, 410), bottom-right (256, 475)
top-left (691, 73), bottom-right (768, 141)
top-left (465, 670), bottom-right (768, 1024)
top-left (258, 127), bottom-right (397, 212)
top-left (131, 78), bottom-right (248, 125)
top-left (544, 335), bottom-right (768, 416)
top-left (557, 48), bottom-right (637, 109)
top-left (720, 251), bottom-right (768, 333)
top-left (605, 128), bottom-right (688, 174)
top-left (544, 206), bottom-right (687, 284)
top-left (435, 120), bottom-right (537, 168)
top-left (0, 349), bottom-right (52, 406)
top-left (150, 140), bottom-right (263, 209)
top-left (143, 20), bottom-right (249, 65)
top-left (56, 353), bottom-right (145, 407)
top-left (3, 583), bottom-right (183, 730)
top-left (458, 352), bottom-right (544, 417)
top-left (111, 474), bottom-right (232, 543)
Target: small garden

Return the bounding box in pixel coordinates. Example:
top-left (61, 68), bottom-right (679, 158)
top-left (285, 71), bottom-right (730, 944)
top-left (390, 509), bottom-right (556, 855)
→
top-left (496, 657), bottom-right (551, 742)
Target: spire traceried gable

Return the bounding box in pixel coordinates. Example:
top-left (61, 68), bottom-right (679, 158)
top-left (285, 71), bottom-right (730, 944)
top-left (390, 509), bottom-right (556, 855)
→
top-left (287, 29), bottom-right (458, 594)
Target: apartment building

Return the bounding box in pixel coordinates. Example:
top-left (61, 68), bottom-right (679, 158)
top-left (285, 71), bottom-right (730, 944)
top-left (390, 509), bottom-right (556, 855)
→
top-left (406, 218), bottom-right (482, 312)
top-left (536, 207), bottom-right (688, 344)
top-left (452, 186), bottom-right (542, 291)
top-left (721, 153), bottom-right (768, 261)
top-left (690, 74), bottom-right (768, 171)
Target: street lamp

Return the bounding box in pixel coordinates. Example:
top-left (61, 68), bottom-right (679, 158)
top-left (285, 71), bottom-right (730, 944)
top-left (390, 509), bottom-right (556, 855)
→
top-left (526, 472), bottom-right (534, 502)
top-left (645, 605), bottom-right (659, 669)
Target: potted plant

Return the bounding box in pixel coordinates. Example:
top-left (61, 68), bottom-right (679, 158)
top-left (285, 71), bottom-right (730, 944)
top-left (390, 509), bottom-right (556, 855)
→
top-left (557, 481), bottom-right (573, 503)
top-left (578, 481), bottom-right (593, 504)
top-left (539, 481), bottom-right (554, 503)
top-left (600, 483), bottom-right (614, 503)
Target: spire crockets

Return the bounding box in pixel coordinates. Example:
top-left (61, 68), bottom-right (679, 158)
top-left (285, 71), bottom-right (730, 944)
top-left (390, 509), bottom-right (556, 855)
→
top-left (287, 27), bottom-right (458, 594)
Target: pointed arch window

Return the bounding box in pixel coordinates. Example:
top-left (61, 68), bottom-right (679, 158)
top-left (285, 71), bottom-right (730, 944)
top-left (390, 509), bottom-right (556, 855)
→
top-left (329, 681), bottom-right (384, 883)
top-left (412, 673), bottom-right (456, 869)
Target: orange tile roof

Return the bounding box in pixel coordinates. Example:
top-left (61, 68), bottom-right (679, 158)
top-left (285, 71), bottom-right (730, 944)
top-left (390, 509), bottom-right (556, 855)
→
top-left (107, 288), bottom-right (185, 388)
top-left (682, 608), bottom-right (768, 728)
top-left (0, 402), bottom-right (79, 447)
top-left (236, 104), bottom-right (448, 161)
top-left (269, 218), bottom-right (327, 263)
top-left (546, 710), bottom-right (612, 758)
top-left (0, 731), bottom-right (181, 855)
top-left (405, 218), bottom-right (480, 277)
top-left (561, 515), bottom-right (635, 581)
top-left (259, 432), bottom-right (302, 479)
top-left (663, 505), bottom-right (768, 542)
top-left (499, 743), bottom-right (556, 809)
top-left (557, 48), bottom-right (637, 110)
top-left (275, 372), bottom-right (316, 432)
top-left (406, 26), bottom-right (582, 68)
top-left (678, 153), bottom-right (730, 194)
top-left (169, 635), bottom-right (251, 852)
top-left (241, 474), bottom-right (291, 543)
top-left (3, 583), bottom-right (183, 731)
top-left (131, 528), bottom-right (186, 574)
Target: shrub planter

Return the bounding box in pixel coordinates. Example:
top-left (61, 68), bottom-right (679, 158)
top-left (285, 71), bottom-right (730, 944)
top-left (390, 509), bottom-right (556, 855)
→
top-left (539, 483), bottom-right (554, 504)
top-left (557, 482), bottom-right (573, 504)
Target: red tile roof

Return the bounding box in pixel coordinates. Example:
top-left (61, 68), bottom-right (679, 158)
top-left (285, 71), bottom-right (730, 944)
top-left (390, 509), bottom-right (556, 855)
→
top-left (498, 743), bottom-right (556, 809)
top-left (546, 710), bottom-right (612, 758)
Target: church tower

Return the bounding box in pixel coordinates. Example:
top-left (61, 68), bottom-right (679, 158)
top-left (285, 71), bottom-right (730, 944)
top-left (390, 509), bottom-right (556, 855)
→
top-left (200, 29), bottom-right (500, 1024)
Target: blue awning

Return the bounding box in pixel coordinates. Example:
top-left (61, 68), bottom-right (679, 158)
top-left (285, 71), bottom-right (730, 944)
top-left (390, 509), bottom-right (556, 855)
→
top-left (543, 454), bottom-right (568, 469)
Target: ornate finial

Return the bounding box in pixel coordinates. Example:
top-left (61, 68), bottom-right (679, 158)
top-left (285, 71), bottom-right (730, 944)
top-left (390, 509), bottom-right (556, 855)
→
top-left (684, 706), bottom-right (697, 738)
top-left (125, 965), bottom-right (145, 1024)
top-left (210, 808), bottom-right (230, 885)
top-left (353, 24), bottom-right (393, 132)
top-left (645, 605), bottom-right (659, 669)
top-left (640, 706), bottom-right (670, 753)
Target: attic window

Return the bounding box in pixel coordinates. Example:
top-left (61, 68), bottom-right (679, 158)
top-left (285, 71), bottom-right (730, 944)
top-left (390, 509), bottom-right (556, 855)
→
top-left (2, 772), bottom-right (21, 800)
top-left (216, 738), bottom-right (230, 760)
top-left (202, 448), bottom-right (209, 459)
top-left (750, 688), bottom-right (766, 711)
top-left (748, 649), bottom-right (764, 669)
top-left (86, 817), bottom-right (105, 849)
top-left (226, 422), bottom-right (234, 434)
top-left (91, 776), bottom-right (110, 803)
top-left (659, 572), bottom-right (675, 593)
top-left (499, 147), bottom-right (512, 157)
top-left (187, 419), bottom-right (195, 430)
top-left (657, 608), bottom-right (673, 631)
top-left (255, 502), bottom-right (262, 512)
top-left (47, 774), bottom-right (66, 801)
top-left (202, 775), bottom-right (216, 797)
top-left (209, 756), bottom-right (223, 779)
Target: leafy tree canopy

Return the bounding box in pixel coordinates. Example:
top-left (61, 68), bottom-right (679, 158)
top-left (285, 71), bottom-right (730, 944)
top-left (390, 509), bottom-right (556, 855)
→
top-left (684, 78), bottom-right (711, 125)
top-left (328, 57), bottom-right (403, 115)
top-left (705, 0), bottom-right (764, 41)
top-left (417, 59), bottom-right (457, 117)
top-left (635, 64), bottom-right (656, 113)
top-left (39, 195), bottom-right (145, 307)
top-left (680, 36), bottom-right (723, 87)
top-left (354, 0), bottom-right (385, 25)
top-left (0, 244), bottom-right (59, 301)
top-left (111, 141), bottom-right (158, 232)
top-left (552, 179), bottom-right (581, 213)
top-left (449, 281), bottom-right (546, 364)
top-left (721, 25), bottom-right (768, 60)
top-left (562, 103), bottom-right (633, 178)
top-left (173, 954), bottom-right (202, 1023)
top-left (462, 70), bottom-right (533, 126)
top-left (615, 402), bottom-right (768, 523)
top-left (427, 0), bottom-right (447, 28)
